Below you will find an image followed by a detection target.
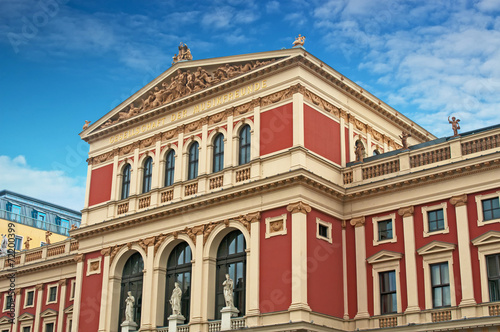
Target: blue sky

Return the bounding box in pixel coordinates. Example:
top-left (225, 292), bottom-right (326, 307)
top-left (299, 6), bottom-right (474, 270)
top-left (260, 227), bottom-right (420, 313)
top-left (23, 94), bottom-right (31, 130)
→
top-left (1, 0), bottom-right (499, 210)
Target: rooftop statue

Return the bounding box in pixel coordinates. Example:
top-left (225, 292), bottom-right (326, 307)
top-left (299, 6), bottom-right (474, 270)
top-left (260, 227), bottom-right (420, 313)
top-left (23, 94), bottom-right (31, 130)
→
top-left (448, 116), bottom-right (461, 137)
top-left (293, 34), bottom-right (306, 47)
top-left (172, 42), bottom-right (193, 64)
top-left (399, 131), bottom-right (411, 149)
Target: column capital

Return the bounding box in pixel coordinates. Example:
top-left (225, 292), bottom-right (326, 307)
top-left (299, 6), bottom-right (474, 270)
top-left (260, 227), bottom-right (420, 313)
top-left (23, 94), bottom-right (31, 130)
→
top-left (450, 194), bottom-right (468, 207)
top-left (287, 201), bottom-right (311, 214)
top-left (35, 284), bottom-right (43, 291)
top-left (101, 247), bottom-right (112, 256)
top-left (58, 279), bottom-right (67, 286)
top-left (398, 206), bottom-right (414, 218)
top-left (350, 216), bottom-right (365, 227)
top-left (74, 253), bottom-right (85, 263)
top-left (15, 288), bottom-right (22, 295)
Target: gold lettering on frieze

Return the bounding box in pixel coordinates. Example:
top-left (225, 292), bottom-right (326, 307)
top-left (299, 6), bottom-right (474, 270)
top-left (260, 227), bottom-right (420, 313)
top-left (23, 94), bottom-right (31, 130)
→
top-left (109, 80), bottom-right (268, 145)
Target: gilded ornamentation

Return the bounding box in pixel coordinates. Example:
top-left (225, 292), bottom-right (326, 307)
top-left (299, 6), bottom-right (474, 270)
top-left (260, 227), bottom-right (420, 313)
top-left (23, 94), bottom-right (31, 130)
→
top-left (355, 119), bottom-right (367, 132)
top-left (290, 83), bottom-right (305, 95)
top-left (185, 120), bottom-right (200, 133)
top-left (293, 34), bottom-right (306, 47)
top-left (250, 97), bottom-right (261, 109)
top-left (303, 90), bottom-right (339, 117)
top-left (234, 102), bottom-right (251, 116)
top-left (204, 221), bottom-right (221, 244)
top-left (126, 242), bottom-right (133, 250)
top-left (154, 233), bottom-right (168, 255)
top-left (184, 227), bottom-right (197, 245)
top-left (120, 144), bottom-right (134, 156)
top-left (15, 288), bottom-right (21, 295)
top-left (140, 137), bottom-right (154, 148)
top-left (349, 216), bottom-right (365, 227)
top-left (100, 59), bottom-right (275, 129)
top-left (172, 43), bottom-right (193, 64)
top-left (286, 201), bottom-right (312, 214)
top-left (398, 206), bottom-right (414, 218)
top-left (209, 112), bottom-right (225, 125)
top-left (137, 239), bottom-right (148, 253)
top-left (109, 245), bottom-right (124, 264)
top-left (450, 194), bottom-right (467, 207)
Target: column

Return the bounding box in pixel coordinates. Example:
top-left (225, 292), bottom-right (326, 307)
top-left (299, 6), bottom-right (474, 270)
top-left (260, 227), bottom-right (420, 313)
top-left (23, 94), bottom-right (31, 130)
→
top-left (13, 288), bottom-right (21, 332)
top-left (348, 116), bottom-right (354, 162)
top-left (190, 227), bottom-right (205, 331)
top-left (108, 154), bottom-right (119, 218)
top-left (246, 213), bottom-right (261, 327)
top-left (350, 216), bottom-right (369, 325)
top-left (130, 148), bottom-right (140, 196)
top-left (287, 202), bottom-right (311, 322)
top-left (250, 101), bottom-right (261, 180)
top-left (72, 254), bottom-right (85, 332)
top-left (98, 249), bottom-right (111, 332)
top-left (340, 115), bottom-right (346, 167)
top-left (199, 117), bottom-right (208, 176)
top-left (141, 241), bottom-right (156, 330)
top-left (57, 279), bottom-right (67, 332)
top-left (398, 206), bottom-right (420, 320)
top-left (342, 221), bottom-right (349, 319)
top-left (366, 126), bottom-right (373, 156)
top-left (292, 92), bottom-right (304, 147)
top-left (34, 283), bottom-right (43, 332)
top-left (450, 194), bottom-right (476, 316)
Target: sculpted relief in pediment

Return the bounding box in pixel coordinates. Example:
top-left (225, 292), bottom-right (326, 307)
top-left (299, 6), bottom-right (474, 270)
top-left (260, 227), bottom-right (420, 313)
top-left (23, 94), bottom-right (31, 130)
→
top-left (100, 59), bottom-right (275, 129)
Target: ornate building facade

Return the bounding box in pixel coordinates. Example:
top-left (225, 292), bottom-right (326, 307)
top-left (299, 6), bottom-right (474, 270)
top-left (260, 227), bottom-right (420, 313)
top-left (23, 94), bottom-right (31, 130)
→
top-left (1, 47), bottom-right (500, 332)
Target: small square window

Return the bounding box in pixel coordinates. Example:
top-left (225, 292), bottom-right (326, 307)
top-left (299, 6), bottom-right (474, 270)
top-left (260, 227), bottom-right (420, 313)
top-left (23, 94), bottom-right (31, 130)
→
top-left (482, 198), bottom-right (500, 221)
top-left (26, 290), bottom-right (34, 307)
top-left (316, 218), bottom-right (332, 243)
top-left (318, 224), bottom-right (328, 238)
top-left (428, 209), bottom-right (445, 232)
top-left (14, 235), bottom-right (23, 251)
top-left (378, 219), bottom-right (393, 241)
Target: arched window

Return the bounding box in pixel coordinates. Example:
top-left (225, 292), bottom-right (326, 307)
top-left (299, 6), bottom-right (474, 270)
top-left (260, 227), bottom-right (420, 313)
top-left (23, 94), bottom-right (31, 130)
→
top-left (142, 157), bottom-right (153, 193)
top-left (215, 230), bottom-right (246, 319)
top-left (213, 133), bottom-right (224, 173)
top-left (119, 253), bottom-right (144, 329)
top-left (165, 242), bottom-right (192, 325)
top-left (165, 150), bottom-right (175, 187)
top-left (188, 142), bottom-right (199, 180)
top-left (239, 125), bottom-right (251, 165)
top-left (121, 164), bottom-right (131, 200)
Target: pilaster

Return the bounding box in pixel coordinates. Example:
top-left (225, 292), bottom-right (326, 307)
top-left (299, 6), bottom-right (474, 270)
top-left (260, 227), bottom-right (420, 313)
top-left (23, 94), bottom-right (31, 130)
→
top-left (57, 279), bottom-right (67, 332)
top-left (140, 242), bottom-right (156, 330)
top-left (72, 254), bottom-right (85, 332)
top-left (342, 221), bottom-right (349, 319)
top-left (246, 215), bottom-right (261, 327)
top-left (34, 283), bottom-right (43, 332)
top-left (98, 250), bottom-right (111, 332)
top-left (350, 216), bottom-right (369, 327)
top-left (190, 230), bottom-right (205, 331)
top-left (292, 93), bottom-right (304, 147)
top-left (340, 117), bottom-right (346, 167)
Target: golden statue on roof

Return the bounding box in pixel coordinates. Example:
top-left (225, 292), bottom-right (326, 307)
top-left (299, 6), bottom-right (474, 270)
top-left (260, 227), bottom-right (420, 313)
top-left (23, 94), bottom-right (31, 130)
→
top-left (172, 42), bottom-right (193, 64)
top-left (293, 34), bottom-right (306, 47)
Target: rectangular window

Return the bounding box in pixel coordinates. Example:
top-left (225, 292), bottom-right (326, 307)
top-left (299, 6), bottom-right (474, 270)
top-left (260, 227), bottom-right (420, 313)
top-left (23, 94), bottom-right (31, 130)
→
top-left (378, 219), bottom-right (393, 241)
top-left (48, 286), bottom-right (57, 303)
top-left (482, 197), bottom-right (500, 221)
top-left (23, 327), bottom-right (31, 332)
top-left (318, 224), bottom-right (328, 238)
top-left (487, 253), bottom-right (500, 302)
top-left (45, 322), bottom-right (54, 332)
top-left (428, 209), bottom-right (445, 232)
top-left (4, 294), bottom-right (13, 311)
top-left (26, 290), bottom-right (34, 307)
top-left (14, 235), bottom-right (22, 251)
top-left (380, 271), bottom-right (397, 314)
top-left (431, 262), bottom-right (451, 308)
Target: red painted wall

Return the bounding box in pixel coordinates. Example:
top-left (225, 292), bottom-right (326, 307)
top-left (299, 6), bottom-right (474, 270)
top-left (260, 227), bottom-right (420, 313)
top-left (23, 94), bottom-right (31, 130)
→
top-left (306, 209), bottom-right (344, 317)
top-left (79, 251), bottom-right (103, 331)
top-left (18, 286), bottom-right (37, 331)
top-left (39, 283), bottom-right (60, 332)
top-left (259, 207), bottom-right (292, 313)
top-left (304, 104), bottom-right (341, 164)
top-left (346, 223), bottom-right (357, 318)
top-left (260, 103), bottom-right (293, 156)
top-left (88, 164), bottom-right (114, 206)
top-left (365, 211), bottom-right (408, 314)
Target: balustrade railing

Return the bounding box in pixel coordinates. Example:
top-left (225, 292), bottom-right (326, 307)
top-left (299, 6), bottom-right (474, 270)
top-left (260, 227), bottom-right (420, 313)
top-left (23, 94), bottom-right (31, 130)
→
top-left (410, 147), bottom-right (450, 167)
top-left (138, 195), bottom-right (151, 209)
top-left (462, 133), bottom-right (500, 155)
top-left (235, 167), bottom-right (250, 182)
top-left (117, 202), bottom-right (129, 215)
top-left (161, 189), bottom-right (174, 203)
top-left (185, 182), bottom-right (198, 196)
top-left (378, 316), bottom-right (397, 328)
top-left (209, 175), bottom-right (224, 189)
top-left (431, 310), bottom-right (451, 322)
top-left (490, 303), bottom-right (500, 316)
top-left (343, 171), bottom-right (353, 184)
top-left (362, 160), bottom-right (399, 180)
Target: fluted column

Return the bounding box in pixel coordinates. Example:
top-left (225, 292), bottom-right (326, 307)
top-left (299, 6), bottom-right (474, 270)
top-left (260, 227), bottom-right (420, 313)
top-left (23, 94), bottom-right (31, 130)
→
top-left (398, 206), bottom-right (420, 319)
top-left (351, 216), bottom-right (369, 323)
top-left (450, 194), bottom-right (476, 316)
top-left (287, 201), bottom-right (311, 321)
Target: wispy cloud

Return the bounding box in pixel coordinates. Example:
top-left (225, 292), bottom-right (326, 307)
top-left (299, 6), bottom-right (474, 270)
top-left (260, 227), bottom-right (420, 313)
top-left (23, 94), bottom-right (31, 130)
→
top-left (0, 155), bottom-right (85, 211)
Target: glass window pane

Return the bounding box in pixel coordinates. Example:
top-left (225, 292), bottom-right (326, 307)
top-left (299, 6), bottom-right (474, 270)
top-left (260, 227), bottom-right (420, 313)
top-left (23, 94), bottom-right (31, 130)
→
top-left (442, 286), bottom-right (451, 306)
top-left (431, 264), bottom-right (441, 285)
top-left (433, 288), bottom-right (442, 307)
top-left (441, 264), bottom-right (449, 284)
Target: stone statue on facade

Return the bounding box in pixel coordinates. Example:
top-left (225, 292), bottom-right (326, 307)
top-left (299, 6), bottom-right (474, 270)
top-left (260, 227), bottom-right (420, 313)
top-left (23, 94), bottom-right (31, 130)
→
top-left (355, 141), bottom-right (365, 162)
top-left (170, 282), bottom-right (182, 315)
top-left (172, 43), bottom-right (193, 64)
top-left (223, 274), bottom-right (234, 308)
top-left (293, 34), bottom-right (306, 47)
top-left (82, 120), bottom-right (91, 130)
top-left (0, 235), bottom-right (7, 256)
top-left (448, 116), bottom-right (461, 137)
top-left (399, 131), bottom-right (411, 149)
top-left (125, 291), bottom-right (135, 322)
top-left (24, 236), bottom-right (32, 250)
top-left (45, 231), bottom-right (52, 245)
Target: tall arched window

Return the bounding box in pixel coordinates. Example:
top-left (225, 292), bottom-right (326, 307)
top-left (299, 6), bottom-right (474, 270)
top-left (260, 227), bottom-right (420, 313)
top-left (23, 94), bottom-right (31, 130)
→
top-left (213, 133), bottom-right (224, 173)
top-left (165, 150), bottom-right (175, 187)
top-left (121, 164), bottom-right (131, 200)
top-left (188, 142), bottom-right (199, 180)
top-left (239, 125), bottom-right (251, 165)
top-left (119, 252), bottom-right (144, 329)
top-left (215, 230), bottom-right (246, 319)
top-left (142, 157), bottom-right (153, 193)
top-left (165, 242), bottom-right (192, 325)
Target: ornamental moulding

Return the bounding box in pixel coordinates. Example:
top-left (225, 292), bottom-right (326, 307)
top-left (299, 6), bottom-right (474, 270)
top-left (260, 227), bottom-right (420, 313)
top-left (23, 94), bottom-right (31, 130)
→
top-left (398, 206), bottom-right (414, 218)
top-left (287, 201), bottom-right (312, 214)
top-left (450, 194), bottom-right (468, 207)
top-left (350, 216), bottom-right (365, 227)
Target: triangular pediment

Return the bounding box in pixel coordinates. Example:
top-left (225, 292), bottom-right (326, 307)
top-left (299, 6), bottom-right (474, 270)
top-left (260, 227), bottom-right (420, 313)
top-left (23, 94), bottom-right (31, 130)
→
top-left (0, 316), bottom-right (12, 324)
top-left (40, 308), bottom-right (57, 317)
top-left (18, 312), bottom-right (35, 321)
top-left (367, 250), bottom-right (403, 264)
top-left (81, 48), bottom-right (295, 139)
top-left (472, 230), bottom-right (500, 246)
top-left (64, 304), bottom-right (73, 314)
top-left (417, 241), bottom-right (456, 256)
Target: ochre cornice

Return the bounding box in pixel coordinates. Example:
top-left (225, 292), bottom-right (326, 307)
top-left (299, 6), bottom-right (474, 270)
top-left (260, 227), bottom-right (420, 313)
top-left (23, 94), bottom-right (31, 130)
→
top-left (398, 206), bottom-right (414, 218)
top-left (450, 194), bottom-right (468, 207)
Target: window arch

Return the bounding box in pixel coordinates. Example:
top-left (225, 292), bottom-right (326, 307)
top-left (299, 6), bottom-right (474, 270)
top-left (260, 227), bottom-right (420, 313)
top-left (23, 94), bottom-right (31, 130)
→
top-left (142, 157), bottom-right (153, 193)
top-left (188, 142), bottom-right (199, 180)
top-left (121, 164), bottom-right (131, 200)
top-left (238, 125), bottom-right (251, 165)
top-left (165, 242), bottom-right (192, 325)
top-left (213, 133), bottom-right (224, 173)
top-left (215, 230), bottom-right (246, 319)
top-left (165, 150), bottom-right (175, 187)
top-left (119, 252), bottom-right (144, 329)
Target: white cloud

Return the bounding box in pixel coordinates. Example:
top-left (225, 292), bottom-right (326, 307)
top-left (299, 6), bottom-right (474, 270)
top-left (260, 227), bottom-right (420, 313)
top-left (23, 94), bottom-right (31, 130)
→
top-left (0, 155), bottom-right (85, 211)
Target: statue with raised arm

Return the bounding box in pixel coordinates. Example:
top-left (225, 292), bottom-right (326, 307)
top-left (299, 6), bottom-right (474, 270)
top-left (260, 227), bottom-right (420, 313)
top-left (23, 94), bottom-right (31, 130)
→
top-left (223, 274), bottom-right (234, 308)
top-left (293, 34), bottom-right (306, 47)
top-left (399, 131), bottom-right (411, 149)
top-left (448, 116), bottom-right (461, 137)
top-left (125, 291), bottom-right (135, 322)
top-left (170, 282), bottom-right (182, 315)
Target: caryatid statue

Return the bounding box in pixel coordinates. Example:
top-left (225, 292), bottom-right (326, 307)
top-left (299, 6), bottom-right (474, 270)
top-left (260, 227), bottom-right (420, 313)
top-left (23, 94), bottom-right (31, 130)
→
top-left (223, 274), bottom-right (234, 308)
top-left (170, 282), bottom-right (182, 316)
top-left (125, 291), bottom-right (135, 322)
